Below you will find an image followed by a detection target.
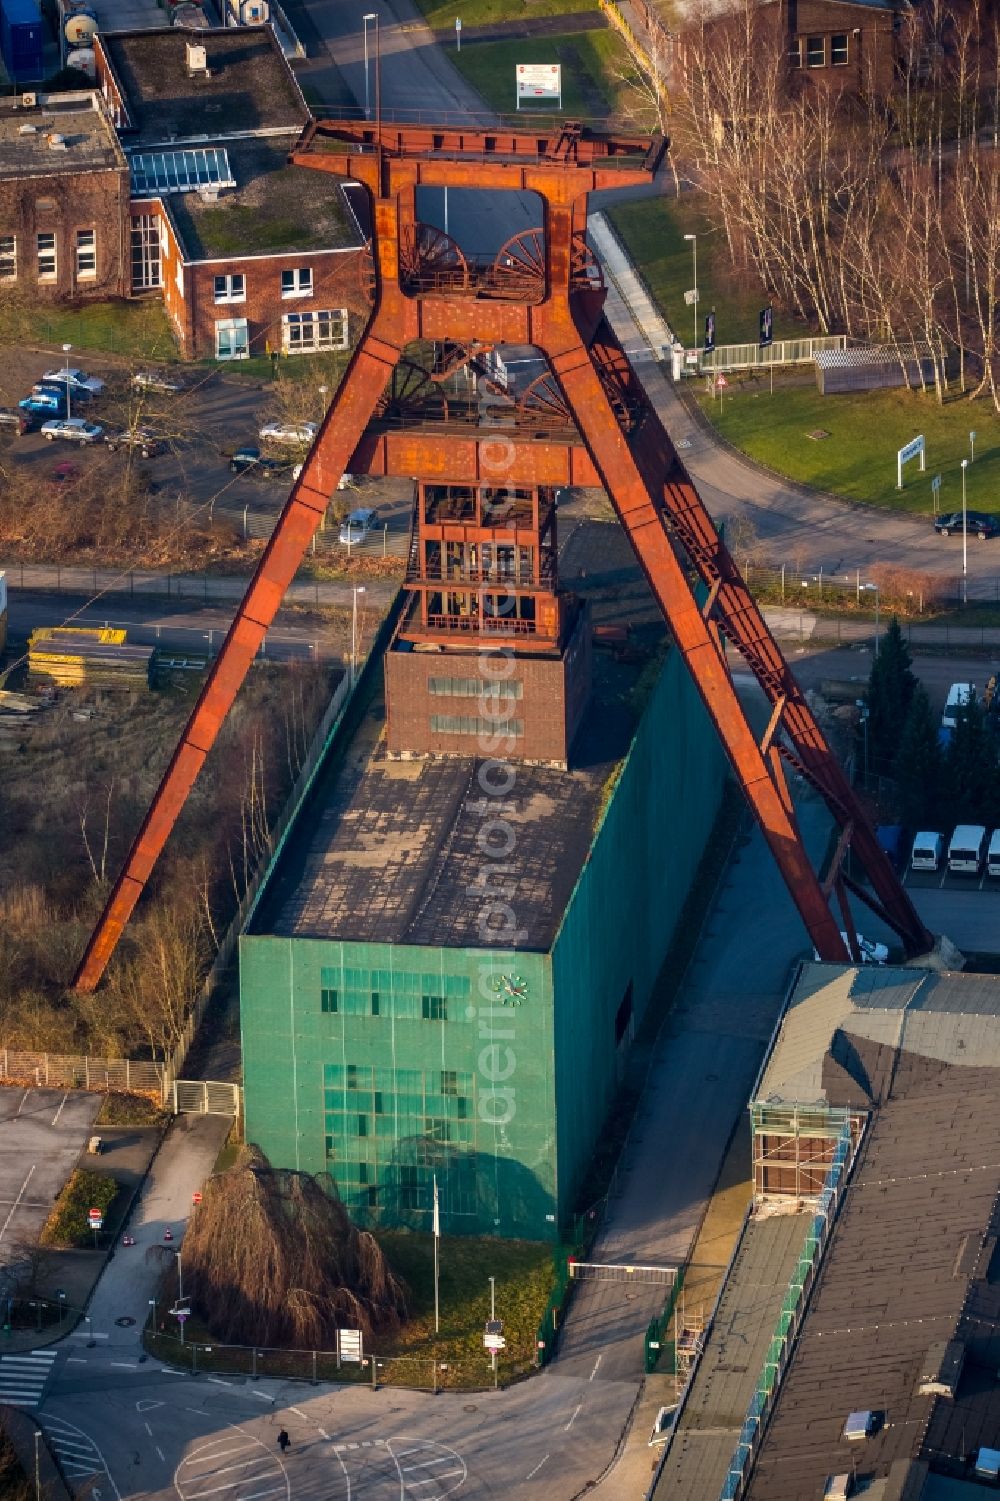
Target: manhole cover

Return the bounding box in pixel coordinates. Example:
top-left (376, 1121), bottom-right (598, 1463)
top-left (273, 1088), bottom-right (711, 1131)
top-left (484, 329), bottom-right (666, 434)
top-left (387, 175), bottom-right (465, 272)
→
top-left (464, 1405), bottom-right (478, 1413)
top-left (676, 438), bottom-right (692, 450)
top-left (115, 1316), bottom-right (136, 1327)
top-left (807, 429), bottom-right (831, 441)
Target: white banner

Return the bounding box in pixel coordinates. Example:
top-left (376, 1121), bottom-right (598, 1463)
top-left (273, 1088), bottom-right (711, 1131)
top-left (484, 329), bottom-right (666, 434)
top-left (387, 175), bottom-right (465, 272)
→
top-left (516, 63), bottom-right (561, 105)
top-left (338, 1328), bottom-right (363, 1363)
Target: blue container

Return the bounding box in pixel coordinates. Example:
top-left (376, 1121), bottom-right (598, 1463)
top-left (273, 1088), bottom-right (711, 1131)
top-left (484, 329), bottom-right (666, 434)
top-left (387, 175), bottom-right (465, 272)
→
top-left (0, 0), bottom-right (43, 82)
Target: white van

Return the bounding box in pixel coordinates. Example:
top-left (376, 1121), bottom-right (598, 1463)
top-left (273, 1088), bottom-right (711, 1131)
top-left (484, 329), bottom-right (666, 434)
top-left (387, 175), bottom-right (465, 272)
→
top-left (942, 683), bottom-right (975, 729)
top-left (987, 830), bottom-right (1000, 878)
top-left (948, 824), bottom-right (988, 875)
top-left (911, 831), bottom-right (944, 871)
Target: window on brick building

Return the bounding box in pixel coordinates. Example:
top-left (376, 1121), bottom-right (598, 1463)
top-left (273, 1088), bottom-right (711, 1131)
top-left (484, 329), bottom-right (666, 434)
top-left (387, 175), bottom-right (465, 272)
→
top-left (831, 33), bottom-right (849, 65)
top-left (37, 233), bottom-right (56, 281)
top-left (131, 215), bottom-right (161, 289)
top-left (0, 236), bottom-right (15, 279)
top-left (788, 37), bottom-right (802, 68)
top-left (281, 308), bottom-right (348, 353)
top-left (806, 35), bottom-right (825, 67)
top-left (281, 267), bottom-right (313, 298)
top-left (75, 229), bottom-right (96, 280)
top-left (215, 318), bottom-right (249, 360)
top-left (214, 273), bottom-right (245, 304)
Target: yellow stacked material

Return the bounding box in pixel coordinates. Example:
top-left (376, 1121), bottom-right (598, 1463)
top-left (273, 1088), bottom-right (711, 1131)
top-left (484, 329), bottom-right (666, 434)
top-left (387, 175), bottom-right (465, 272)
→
top-left (28, 626), bottom-right (155, 691)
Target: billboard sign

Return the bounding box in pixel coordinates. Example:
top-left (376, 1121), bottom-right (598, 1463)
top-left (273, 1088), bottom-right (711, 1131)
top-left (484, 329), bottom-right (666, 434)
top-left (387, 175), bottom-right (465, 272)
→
top-left (759, 305), bottom-right (773, 348)
top-left (704, 312), bottom-right (716, 354)
top-left (516, 64), bottom-right (562, 108)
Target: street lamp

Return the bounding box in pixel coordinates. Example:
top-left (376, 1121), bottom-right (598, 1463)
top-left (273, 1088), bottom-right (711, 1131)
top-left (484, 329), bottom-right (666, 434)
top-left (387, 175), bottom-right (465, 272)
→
top-left (961, 458), bottom-right (969, 604)
top-left (862, 581), bottom-right (880, 651)
top-left (683, 234), bottom-right (698, 354)
top-left (363, 14), bottom-right (377, 119)
top-left (62, 342), bottom-right (72, 420)
top-left (855, 700), bottom-right (869, 789)
top-left (351, 585), bottom-right (366, 684)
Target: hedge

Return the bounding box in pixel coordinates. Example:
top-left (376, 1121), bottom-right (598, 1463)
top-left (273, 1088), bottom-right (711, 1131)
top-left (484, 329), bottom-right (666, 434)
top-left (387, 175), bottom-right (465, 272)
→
top-left (41, 1169), bottom-right (119, 1248)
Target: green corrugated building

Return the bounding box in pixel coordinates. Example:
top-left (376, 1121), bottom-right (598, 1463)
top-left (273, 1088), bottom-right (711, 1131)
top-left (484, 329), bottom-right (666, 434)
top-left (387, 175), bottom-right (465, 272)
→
top-left (240, 525), bottom-right (728, 1242)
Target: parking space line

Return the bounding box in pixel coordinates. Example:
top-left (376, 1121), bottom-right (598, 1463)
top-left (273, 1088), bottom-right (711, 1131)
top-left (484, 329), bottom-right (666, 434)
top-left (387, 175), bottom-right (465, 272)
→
top-left (50, 1092), bottom-right (69, 1126)
top-left (14, 1091), bottom-right (30, 1118)
top-left (0, 1165), bottom-right (37, 1243)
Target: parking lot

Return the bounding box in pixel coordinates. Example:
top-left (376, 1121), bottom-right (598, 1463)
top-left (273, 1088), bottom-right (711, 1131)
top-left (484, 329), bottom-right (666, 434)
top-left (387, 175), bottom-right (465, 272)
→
top-left (0, 1087), bottom-right (100, 1256)
top-left (1, 349), bottom-right (412, 559)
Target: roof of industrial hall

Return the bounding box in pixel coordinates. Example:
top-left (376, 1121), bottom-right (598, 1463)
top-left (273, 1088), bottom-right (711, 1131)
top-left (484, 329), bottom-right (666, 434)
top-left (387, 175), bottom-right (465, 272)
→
top-left (0, 95), bottom-right (125, 179)
top-left (100, 28), bottom-right (309, 146)
top-left (249, 514), bottom-right (667, 951)
top-left (724, 963), bottom-right (1000, 1501)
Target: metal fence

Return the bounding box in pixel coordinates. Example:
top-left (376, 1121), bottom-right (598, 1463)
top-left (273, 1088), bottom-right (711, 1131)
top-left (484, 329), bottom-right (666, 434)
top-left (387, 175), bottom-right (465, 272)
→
top-left (0, 1050), bottom-right (164, 1097)
top-left (570, 1261), bottom-right (677, 1286)
top-left (171, 1080), bottom-right (242, 1117)
top-left (686, 336), bottom-right (848, 374)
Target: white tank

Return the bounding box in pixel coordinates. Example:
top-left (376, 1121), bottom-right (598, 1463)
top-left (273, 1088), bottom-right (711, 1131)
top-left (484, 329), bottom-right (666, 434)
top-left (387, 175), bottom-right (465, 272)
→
top-left (66, 44), bottom-right (97, 76)
top-left (63, 11), bottom-right (97, 44)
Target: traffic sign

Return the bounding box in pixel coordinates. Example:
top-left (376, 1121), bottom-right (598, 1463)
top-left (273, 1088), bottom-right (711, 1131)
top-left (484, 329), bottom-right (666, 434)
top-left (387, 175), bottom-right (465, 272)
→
top-left (192, 1191), bottom-right (203, 1206)
top-left (715, 374), bottom-right (728, 389)
top-left (484, 1333), bottom-right (506, 1351)
top-left (88, 1207), bottom-right (102, 1221)
top-left (485, 1319), bottom-right (503, 1335)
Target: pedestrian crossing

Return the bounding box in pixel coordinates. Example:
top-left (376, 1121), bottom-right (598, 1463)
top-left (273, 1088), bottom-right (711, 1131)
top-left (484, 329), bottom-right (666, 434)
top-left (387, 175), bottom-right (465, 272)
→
top-left (0, 1347), bottom-right (58, 1407)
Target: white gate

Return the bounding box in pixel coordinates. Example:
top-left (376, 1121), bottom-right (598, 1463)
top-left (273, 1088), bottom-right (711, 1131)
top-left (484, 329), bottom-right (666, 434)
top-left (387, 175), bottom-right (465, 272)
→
top-left (172, 1079), bottom-right (241, 1117)
top-left (569, 1261), bottom-right (677, 1286)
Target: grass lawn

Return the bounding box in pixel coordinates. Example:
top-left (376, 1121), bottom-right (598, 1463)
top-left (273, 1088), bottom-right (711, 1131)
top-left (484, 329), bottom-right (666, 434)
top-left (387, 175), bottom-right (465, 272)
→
top-left (13, 299), bottom-right (178, 362)
top-left (609, 195), bottom-right (769, 349)
top-left (450, 28), bottom-right (629, 117)
top-left (695, 376), bottom-right (999, 516)
top-left (415, 0), bottom-right (599, 28)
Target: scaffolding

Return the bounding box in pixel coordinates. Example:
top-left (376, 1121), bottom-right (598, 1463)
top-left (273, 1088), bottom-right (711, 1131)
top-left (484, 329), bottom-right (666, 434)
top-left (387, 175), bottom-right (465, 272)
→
top-left (673, 1290), bottom-right (706, 1396)
top-left (751, 1103), bottom-right (865, 1207)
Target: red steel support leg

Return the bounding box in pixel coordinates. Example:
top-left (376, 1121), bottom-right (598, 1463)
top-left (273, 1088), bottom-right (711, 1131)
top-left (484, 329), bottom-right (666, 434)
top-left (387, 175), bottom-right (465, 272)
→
top-left (545, 324), bottom-right (932, 961)
top-left (72, 333), bottom-right (404, 992)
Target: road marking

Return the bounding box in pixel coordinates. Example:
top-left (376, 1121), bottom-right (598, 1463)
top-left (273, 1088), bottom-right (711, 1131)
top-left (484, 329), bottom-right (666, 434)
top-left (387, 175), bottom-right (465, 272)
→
top-left (43, 1416), bottom-right (122, 1500)
top-left (156, 1446), bottom-right (166, 1463)
top-left (14, 1090), bottom-right (29, 1118)
top-left (406, 1472), bottom-right (464, 1488)
top-left (0, 1346), bottom-right (56, 1407)
top-left (136, 1399), bottom-right (165, 1410)
top-left (288, 1406), bottom-right (306, 1418)
top-left (589, 1354), bottom-right (602, 1381)
top-left (525, 1455), bottom-right (549, 1480)
top-left (67, 1358), bottom-right (88, 1364)
top-left (145, 1423), bottom-right (153, 1436)
top-left (564, 1403), bottom-right (583, 1431)
top-left (0, 1164), bottom-right (37, 1244)
top-left (207, 1377), bottom-right (235, 1387)
top-left (403, 1456), bottom-right (453, 1471)
top-left (248, 1389), bottom-right (273, 1401)
top-left (111, 1362), bottom-right (140, 1369)
top-left (51, 1092), bottom-right (69, 1126)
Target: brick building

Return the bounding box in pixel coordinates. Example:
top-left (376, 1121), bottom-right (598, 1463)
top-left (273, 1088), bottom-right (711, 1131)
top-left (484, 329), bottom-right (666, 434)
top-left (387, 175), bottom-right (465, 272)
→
top-left (0, 93), bottom-right (129, 303)
top-left (773, 0), bottom-right (904, 94)
top-left (93, 27), bottom-right (366, 360)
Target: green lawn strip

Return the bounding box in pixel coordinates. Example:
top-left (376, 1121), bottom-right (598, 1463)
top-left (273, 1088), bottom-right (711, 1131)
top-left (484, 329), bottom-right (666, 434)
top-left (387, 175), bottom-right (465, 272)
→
top-left (693, 381), bottom-right (997, 516)
top-left (608, 195), bottom-right (770, 348)
top-left (40, 1169), bottom-right (119, 1248)
top-left (95, 1091), bottom-right (165, 1126)
top-left (449, 29), bottom-right (627, 116)
top-left (2, 299), bottom-right (178, 363)
top-left (145, 1232), bottom-right (555, 1386)
top-left (414, 0), bottom-right (599, 30)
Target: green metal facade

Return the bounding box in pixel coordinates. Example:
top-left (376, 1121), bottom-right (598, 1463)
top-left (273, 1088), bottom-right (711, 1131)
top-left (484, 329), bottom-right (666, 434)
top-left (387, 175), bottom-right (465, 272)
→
top-left (240, 645), bottom-right (727, 1242)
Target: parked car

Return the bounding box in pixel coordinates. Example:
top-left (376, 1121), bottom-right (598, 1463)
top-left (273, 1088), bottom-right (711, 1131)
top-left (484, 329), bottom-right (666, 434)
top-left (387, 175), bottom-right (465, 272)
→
top-left (947, 824), bottom-right (988, 875)
top-left (33, 380), bottom-right (91, 404)
top-left (942, 682), bottom-right (976, 730)
top-left (911, 831), bottom-right (944, 871)
top-left (105, 427), bottom-right (167, 459)
top-left (259, 420), bottom-right (318, 446)
top-left (0, 406), bottom-right (35, 435)
top-left (40, 417), bottom-right (104, 445)
top-left (934, 510), bottom-right (999, 539)
top-left (20, 392), bottom-right (68, 417)
top-left (228, 445), bottom-right (285, 476)
top-left (339, 507), bottom-right (379, 545)
top-left (132, 370), bottom-right (186, 394)
top-left (41, 367), bottom-right (106, 396)
top-left (49, 460), bottom-right (81, 485)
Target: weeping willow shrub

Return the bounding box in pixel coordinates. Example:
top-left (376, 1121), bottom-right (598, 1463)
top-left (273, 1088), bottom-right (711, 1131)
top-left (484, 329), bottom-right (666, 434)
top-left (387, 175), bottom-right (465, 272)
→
top-left (182, 1144), bottom-right (407, 1348)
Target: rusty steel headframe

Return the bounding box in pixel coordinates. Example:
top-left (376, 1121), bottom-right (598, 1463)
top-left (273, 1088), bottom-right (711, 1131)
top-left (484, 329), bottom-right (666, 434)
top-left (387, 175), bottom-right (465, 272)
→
top-left (72, 118), bottom-right (931, 992)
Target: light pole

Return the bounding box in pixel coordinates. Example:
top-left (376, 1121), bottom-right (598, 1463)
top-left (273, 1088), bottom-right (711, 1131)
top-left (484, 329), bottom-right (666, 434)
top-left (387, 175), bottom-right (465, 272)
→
top-left (351, 585), bottom-right (366, 684)
top-left (683, 234), bottom-right (698, 354)
top-left (862, 582), bottom-right (880, 651)
top-left (34, 1428), bottom-right (41, 1501)
top-left (62, 342), bottom-right (72, 420)
top-left (363, 13), bottom-right (377, 119)
top-left (961, 458), bottom-right (969, 604)
top-left (855, 700), bottom-right (869, 788)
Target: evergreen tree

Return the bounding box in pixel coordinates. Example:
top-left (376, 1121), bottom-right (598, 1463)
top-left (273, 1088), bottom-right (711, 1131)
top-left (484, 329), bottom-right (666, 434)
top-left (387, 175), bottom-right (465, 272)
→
top-left (894, 686), bottom-right (942, 829)
top-left (944, 698), bottom-right (997, 826)
top-left (866, 618), bottom-right (917, 777)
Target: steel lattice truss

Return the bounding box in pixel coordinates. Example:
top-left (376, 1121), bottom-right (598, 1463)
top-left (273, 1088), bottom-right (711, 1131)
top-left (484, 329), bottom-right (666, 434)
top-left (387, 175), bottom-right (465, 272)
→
top-left (73, 119), bottom-right (931, 992)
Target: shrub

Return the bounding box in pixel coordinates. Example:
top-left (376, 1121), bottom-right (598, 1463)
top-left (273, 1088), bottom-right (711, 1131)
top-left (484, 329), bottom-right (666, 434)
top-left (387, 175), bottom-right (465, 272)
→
top-left (41, 1169), bottom-right (118, 1248)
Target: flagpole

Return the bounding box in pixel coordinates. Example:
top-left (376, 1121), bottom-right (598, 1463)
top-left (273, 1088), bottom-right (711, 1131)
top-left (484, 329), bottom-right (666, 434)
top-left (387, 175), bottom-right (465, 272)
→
top-left (433, 1174), bottom-right (440, 1335)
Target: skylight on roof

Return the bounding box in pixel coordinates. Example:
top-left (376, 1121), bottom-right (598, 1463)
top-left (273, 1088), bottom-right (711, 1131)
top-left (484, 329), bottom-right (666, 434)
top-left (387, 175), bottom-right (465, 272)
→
top-left (130, 147), bottom-right (235, 195)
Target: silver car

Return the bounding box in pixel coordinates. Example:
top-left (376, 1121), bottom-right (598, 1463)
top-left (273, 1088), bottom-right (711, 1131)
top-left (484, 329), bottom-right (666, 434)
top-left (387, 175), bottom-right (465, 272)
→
top-left (339, 507), bottom-right (378, 545)
top-left (40, 417), bottom-right (104, 444)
